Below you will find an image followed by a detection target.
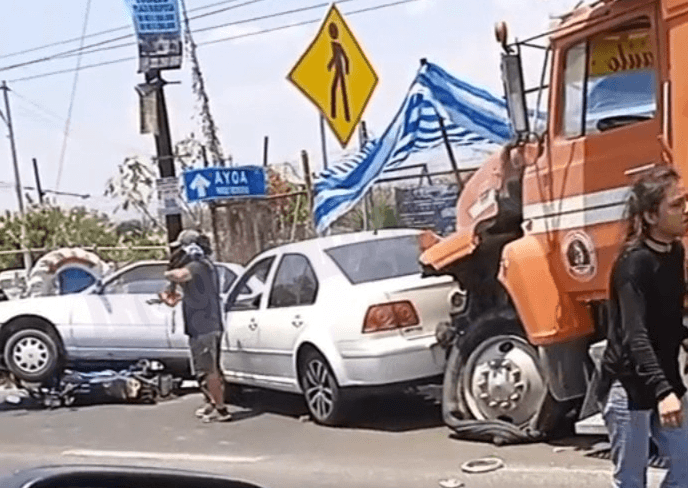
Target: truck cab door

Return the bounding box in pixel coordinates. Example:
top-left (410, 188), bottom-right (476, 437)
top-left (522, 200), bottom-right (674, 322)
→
top-left (524, 10), bottom-right (662, 294)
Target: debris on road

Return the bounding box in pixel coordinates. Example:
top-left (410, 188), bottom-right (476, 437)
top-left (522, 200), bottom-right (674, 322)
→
top-left (10, 360), bottom-right (180, 409)
top-left (460, 457), bottom-right (505, 474)
top-left (553, 446), bottom-right (575, 453)
top-left (4, 394), bottom-right (21, 405)
top-left (438, 478), bottom-right (464, 488)
top-left (299, 414), bottom-right (311, 423)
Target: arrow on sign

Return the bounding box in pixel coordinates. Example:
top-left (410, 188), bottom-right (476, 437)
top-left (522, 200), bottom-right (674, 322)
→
top-left (190, 173), bottom-right (211, 198)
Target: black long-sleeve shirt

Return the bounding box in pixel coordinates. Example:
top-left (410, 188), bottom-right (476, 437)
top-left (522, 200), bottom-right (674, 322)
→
top-left (600, 240), bottom-right (688, 410)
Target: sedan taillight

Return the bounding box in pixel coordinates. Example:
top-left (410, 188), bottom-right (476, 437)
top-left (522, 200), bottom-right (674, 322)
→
top-left (363, 300), bottom-right (419, 333)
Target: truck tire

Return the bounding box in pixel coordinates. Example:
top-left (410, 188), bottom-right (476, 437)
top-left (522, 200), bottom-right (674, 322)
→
top-left (4, 327), bottom-right (61, 383)
top-left (442, 311), bottom-right (564, 440)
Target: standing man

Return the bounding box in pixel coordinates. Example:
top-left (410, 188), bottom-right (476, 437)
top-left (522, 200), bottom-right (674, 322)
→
top-left (160, 229), bottom-right (231, 423)
top-left (599, 166), bottom-right (688, 486)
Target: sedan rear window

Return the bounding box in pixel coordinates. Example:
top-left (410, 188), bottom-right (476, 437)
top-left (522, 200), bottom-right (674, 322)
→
top-left (325, 235), bottom-right (421, 284)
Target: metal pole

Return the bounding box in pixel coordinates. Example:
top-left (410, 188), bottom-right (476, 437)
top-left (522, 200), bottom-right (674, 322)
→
top-left (301, 150), bottom-right (313, 212)
top-left (32, 158), bottom-right (44, 204)
top-left (359, 122), bottom-right (369, 231)
top-left (436, 111), bottom-right (464, 194)
top-left (319, 114), bottom-right (328, 170)
top-left (1, 81), bottom-right (32, 271)
top-left (263, 136), bottom-right (269, 167)
top-left (146, 70), bottom-right (182, 244)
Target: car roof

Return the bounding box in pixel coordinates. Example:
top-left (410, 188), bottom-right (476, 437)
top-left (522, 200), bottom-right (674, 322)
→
top-left (261, 228), bottom-right (422, 256)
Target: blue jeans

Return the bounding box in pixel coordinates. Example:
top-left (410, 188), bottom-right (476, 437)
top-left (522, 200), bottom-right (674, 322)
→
top-left (603, 381), bottom-right (688, 487)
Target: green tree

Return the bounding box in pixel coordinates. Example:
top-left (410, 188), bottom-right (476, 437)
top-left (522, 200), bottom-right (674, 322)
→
top-left (0, 204), bottom-right (166, 270)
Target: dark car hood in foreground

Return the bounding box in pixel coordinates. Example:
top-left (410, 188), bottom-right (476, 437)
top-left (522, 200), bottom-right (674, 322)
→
top-left (0, 464), bottom-right (265, 488)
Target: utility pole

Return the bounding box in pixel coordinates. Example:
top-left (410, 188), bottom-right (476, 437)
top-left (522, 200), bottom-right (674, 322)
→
top-left (32, 158), bottom-right (44, 204)
top-left (1, 81), bottom-right (32, 272)
top-left (146, 70), bottom-right (182, 243)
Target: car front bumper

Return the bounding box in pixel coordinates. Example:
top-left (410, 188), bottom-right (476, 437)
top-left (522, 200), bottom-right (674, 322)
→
top-left (336, 334), bottom-right (446, 387)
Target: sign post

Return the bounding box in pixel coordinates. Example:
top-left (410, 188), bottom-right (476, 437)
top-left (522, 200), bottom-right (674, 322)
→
top-left (288, 4), bottom-right (378, 148)
top-left (125, 0), bottom-right (183, 243)
top-left (183, 166), bottom-right (267, 203)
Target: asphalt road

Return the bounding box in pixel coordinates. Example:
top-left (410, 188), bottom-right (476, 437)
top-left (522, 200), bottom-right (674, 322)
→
top-left (0, 385), bottom-right (669, 487)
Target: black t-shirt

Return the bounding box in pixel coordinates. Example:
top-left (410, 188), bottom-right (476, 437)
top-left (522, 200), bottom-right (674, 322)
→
top-left (181, 258), bottom-right (223, 338)
top-left (600, 241), bottom-right (688, 409)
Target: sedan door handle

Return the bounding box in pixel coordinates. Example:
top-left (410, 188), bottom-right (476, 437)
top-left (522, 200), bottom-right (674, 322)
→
top-left (146, 298), bottom-right (163, 305)
top-left (292, 315), bottom-right (303, 328)
top-left (248, 318), bottom-right (258, 331)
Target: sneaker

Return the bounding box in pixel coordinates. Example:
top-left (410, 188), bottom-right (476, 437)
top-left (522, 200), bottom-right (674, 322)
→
top-left (202, 408), bottom-right (232, 423)
top-left (195, 404), bottom-right (214, 418)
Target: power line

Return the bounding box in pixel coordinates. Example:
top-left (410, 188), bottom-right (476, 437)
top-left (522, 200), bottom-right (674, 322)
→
top-left (56, 0), bottom-right (93, 191)
top-left (6, 0), bottom-right (409, 80)
top-left (11, 90), bottom-right (66, 122)
top-left (0, 0), bottom-right (272, 73)
top-left (10, 57), bottom-right (136, 83)
top-left (1, 0), bottom-right (360, 72)
top-left (0, 0), bottom-right (258, 62)
top-left (8, 0), bottom-right (419, 83)
top-left (193, 0), bottom-right (357, 34)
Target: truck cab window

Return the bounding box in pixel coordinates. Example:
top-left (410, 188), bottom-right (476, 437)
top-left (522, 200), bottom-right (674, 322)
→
top-left (561, 17), bottom-right (656, 138)
top-left (586, 19), bottom-right (656, 133)
top-left (562, 42), bottom-right (586, 138)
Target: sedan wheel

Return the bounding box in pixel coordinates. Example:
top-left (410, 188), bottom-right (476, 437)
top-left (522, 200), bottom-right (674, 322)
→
top-left (4, 328), bottom-right (61, 384)
top-left (299, 350), bottom-right (346, 426)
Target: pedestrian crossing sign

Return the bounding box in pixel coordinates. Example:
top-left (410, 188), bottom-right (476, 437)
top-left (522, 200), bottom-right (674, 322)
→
top-left (287, 3), bottom-right (379, 147)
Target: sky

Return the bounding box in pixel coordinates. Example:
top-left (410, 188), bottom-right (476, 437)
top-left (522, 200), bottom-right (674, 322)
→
top-left (0, 0), bottom-right (577, 218)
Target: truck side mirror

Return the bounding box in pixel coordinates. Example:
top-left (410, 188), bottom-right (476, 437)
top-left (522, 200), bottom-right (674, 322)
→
top-left (501, 53), bottom-right (529, 139)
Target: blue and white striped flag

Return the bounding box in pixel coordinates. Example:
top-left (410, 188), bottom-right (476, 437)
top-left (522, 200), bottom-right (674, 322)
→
top-left (313, 61), bottom-right (513, 234)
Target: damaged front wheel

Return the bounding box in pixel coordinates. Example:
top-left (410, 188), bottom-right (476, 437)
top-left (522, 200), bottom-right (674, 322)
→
top-left (442, 311), bottom-right (564, 444)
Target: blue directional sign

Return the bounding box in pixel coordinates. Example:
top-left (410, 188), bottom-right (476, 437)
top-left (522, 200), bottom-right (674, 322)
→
top-left (183, 166), bottom-right (266, 202)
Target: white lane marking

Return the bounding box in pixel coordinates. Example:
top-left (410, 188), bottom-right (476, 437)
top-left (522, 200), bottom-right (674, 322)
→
top-left (62, 449), bottom-right (265, 463)
top-left (498, 465), bottom-right (665, 475)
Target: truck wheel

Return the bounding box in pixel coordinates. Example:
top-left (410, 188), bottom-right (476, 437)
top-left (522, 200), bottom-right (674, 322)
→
top-left (443, 312), bottom-right (557, 432)
top-left (4, 327), bottom-right (61, 384)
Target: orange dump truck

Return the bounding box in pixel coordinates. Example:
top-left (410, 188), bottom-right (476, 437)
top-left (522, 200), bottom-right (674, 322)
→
top-left (420, 0), bottom-right (688, 443)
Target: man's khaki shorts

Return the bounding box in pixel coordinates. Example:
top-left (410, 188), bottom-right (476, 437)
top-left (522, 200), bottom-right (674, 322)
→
top-left (189, 331), bottom-right (222, 378)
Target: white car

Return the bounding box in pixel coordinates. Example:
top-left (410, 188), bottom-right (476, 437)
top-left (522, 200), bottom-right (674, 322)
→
top-left (221, 229), bottom-right (460, 425)
top-left (0, 260), bottom-right (244, 384)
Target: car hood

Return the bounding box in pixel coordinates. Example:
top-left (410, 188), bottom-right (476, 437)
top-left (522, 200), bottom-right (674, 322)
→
top-left (0, 295), bottom-right (74, 325)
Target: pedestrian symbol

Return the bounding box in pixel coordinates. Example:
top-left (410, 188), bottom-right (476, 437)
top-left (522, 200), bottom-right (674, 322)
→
top-left (327, 22), bottom-right (350, 122)
top-left (288, 4), bottom-right (378, 147)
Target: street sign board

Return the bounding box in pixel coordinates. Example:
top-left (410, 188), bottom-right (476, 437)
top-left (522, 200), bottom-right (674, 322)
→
top-left (124, 0), bottom-right (183, 73)
top-left (287, 4), bottom-right (378, 147)
top-left (395, 185), bottom-right (459, 236)
top-left (156, 176), bottom-right (181, 215)
top-left (183, 166), bottom-right (266, 203)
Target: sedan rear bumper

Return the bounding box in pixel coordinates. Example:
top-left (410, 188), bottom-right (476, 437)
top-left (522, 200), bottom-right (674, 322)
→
top-left (336, 334), bottom-right (446, 387)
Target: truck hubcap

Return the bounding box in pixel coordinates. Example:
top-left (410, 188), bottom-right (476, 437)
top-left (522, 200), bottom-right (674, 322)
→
top-left (462, 335), bottom-right (546, 426)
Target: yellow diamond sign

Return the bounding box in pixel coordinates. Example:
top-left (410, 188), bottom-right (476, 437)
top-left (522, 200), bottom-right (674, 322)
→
top-left (288, 4), bottom-right (378, 147)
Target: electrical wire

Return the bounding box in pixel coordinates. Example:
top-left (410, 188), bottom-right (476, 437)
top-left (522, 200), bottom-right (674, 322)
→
top-left (7, 0), bottom-right (419, 82)
top-left (0, 0), bottom-right (260, 62)
top-left (1, 0), bottom-right (360, 72)
top-left (0, 0), bottom-right (272, 73)
top-left (11, 89), bottom-right (66, 122)
top-left (55, 0), bottom-right (93, 191)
